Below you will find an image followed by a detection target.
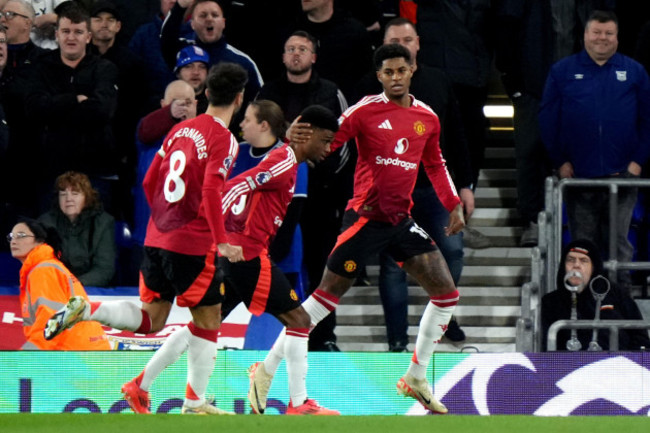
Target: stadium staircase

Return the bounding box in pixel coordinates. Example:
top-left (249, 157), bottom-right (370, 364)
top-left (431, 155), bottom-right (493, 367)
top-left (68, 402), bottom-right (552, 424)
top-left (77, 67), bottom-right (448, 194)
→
top-left (336, 96), bottom-right (530, 353)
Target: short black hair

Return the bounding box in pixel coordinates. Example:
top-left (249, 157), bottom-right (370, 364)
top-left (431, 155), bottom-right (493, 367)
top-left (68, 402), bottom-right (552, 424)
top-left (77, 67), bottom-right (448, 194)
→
top-left (17, 217), bottom-right (63, 257)
top-left (206, 62), bottom-right (248, 107)
top-left (55, 2), bottom-right (90, 30)
top-left (299, 105), bottom-right (339, 133)
top-left (587, 10), bottom-right (618, 28)
top-left (373, 43), bottom-right (411, 71)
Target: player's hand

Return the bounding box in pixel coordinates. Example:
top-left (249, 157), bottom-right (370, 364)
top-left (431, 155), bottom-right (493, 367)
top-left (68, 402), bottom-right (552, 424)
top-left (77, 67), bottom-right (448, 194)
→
top-left (445, 204), bottom-right (465, 236)
top-left (459, 187), bottom-right (475, 220)
top-left (287, 115), bottom-right (313, 144)
top-left (218, 243), bottom-right (244, 263)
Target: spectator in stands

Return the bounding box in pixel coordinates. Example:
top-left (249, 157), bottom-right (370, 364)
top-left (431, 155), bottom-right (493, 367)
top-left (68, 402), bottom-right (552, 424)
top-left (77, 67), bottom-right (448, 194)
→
top-left (9, 217), bottom-right (110, 350)
top-left (289, 0), bottom-right (373, 101)
top-left (541, 238), bottom-right (650, 351)
top-left (39, 171), bottom-right (116, 287)
top-left (416, 0), bottom-right (495, 211)
top-left (160, 0), bottom-right (263, 133)
top-left (355, 17), bottom-right (474, 350)
top-left (174, 45), bottom-right (209, 114)
top-left (232, 99), bottom-right (307, 288)
top-left (539, 10), bottom-right (650, 290)
top-left (28, 0), bottom-right (66, 49)
top-left (89, 1), bottom-right (147, 223)
top-left (133, 80), bottom-right (196, 247)
top-left (0, 0), bottom-right (44, 217)
top-left (25, 4), bottom-right (119, 213)
top-left (495, 0), bottom-right (605, 247)
top-left (128, 0), bottom-right (183, 110)
top-left (257, 30), bottom-right (352, 352)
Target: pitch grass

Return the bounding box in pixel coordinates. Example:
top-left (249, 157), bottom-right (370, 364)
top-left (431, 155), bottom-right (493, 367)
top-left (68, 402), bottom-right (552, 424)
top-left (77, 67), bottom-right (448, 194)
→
top-left (1, 414), bottom-right (648, 433)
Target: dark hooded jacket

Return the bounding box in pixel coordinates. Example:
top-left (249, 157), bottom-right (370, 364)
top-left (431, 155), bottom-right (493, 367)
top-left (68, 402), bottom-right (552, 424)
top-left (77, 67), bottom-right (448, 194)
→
top-left (541, 239), bottom-right (650, 351)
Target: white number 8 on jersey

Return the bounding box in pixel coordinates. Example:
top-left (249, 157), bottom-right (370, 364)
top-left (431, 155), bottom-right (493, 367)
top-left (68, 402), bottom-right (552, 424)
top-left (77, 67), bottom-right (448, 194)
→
top-left (164, 150), bottom-right (187, 203)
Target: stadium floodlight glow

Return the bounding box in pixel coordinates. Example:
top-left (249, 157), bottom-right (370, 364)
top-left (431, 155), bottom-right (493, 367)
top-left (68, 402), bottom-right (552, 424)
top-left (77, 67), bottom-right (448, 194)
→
top-left (482, 105), bottom-right (514, 118)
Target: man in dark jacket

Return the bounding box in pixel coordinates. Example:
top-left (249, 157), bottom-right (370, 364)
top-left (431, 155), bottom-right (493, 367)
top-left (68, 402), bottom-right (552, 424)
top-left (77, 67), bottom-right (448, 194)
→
top-left (89, 1), bottom-right (147, 222)
top-left (542, 238), bottom-right (650, 351)
top-left (25, 4), bottom-right (118, 213)
top-left (0, 0), bottom-right (45, 217)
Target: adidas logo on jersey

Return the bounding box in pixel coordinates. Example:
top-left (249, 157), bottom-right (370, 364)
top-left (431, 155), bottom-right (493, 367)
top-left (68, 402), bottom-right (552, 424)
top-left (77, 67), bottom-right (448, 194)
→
top-left (378, 120), bottom-right (393, 130)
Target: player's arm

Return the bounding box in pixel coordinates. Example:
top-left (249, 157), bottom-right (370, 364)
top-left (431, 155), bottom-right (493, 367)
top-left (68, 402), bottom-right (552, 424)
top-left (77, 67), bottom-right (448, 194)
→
top-left (204, 143), bottom-right (244, 262)
top-left (421, 131), bottom-right (464, 235)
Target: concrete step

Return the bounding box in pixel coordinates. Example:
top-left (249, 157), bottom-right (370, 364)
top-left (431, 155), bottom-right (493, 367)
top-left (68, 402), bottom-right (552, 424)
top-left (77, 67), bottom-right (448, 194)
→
top-left (335, 325), bottom-right (516, 345)
top-left (469, 207), bottom-right (521, 226)
top-left (339, 285), bottom-right (521, 307)
top-left (463, 247), bottom-right (532, 266)
top-left (463, 226), bottom-right (527, 248)
top-left (458, 264), bottom-right (530, 287)
top-left (336, 304), bottom-right (520, 327)
top-left (482, 147), bottom-right (516, 169)
top-left (474, 186), bottom-right (517, 208)
top-left (336, 341), bottom-right (516, 353)
top-left (477, 168), bottom-right (516, 188)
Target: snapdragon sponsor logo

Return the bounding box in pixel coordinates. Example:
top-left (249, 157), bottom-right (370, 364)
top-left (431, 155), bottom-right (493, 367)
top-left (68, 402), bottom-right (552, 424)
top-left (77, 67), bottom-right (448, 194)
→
top-left (375, 155), bottom-right (417, 171)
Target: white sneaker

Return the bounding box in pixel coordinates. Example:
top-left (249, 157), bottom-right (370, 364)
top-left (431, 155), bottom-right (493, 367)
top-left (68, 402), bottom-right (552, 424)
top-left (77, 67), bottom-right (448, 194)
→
top-left (248, 362), bottom-right (273, 414)
top-left (44, 296), bottom-right (89, 340)
top-left (181, 400), bottom-right (234, 415)
top-left (397, 374), bottom-right (448, 414)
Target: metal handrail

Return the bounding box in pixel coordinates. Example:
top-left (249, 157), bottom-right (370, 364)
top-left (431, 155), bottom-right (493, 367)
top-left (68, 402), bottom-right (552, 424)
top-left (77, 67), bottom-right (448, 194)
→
top-left (553, 177), bottom-right (650, 287)
top-left (517, 176), bottom-right (650, 352)
top-left (547, 319), bottom-right (650, 351)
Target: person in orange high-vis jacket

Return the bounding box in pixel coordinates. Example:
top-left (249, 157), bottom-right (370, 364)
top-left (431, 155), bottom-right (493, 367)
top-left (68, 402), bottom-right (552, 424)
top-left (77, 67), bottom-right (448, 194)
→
top-left (9, 218), bottom-right (110, 350)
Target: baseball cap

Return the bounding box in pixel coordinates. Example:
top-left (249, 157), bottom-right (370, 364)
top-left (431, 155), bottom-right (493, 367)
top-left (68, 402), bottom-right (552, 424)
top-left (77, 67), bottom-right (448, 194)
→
top-left (175, 45), bottom-right (210, 73)
top-left (90, 1), bottom-right (121, 21)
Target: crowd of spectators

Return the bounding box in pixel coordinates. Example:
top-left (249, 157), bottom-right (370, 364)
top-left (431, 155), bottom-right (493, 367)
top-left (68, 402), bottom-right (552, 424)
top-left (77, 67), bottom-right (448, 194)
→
top-left (1, 0), bottom-right (650, 352)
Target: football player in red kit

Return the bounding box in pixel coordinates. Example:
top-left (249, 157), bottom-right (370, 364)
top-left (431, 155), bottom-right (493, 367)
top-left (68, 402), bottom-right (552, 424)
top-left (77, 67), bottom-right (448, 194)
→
top-left (249, 44), bottom-right (464, 414)
top-left (45, 63), bottom-right (248, 415)
top-left (221, 105), bottom-right (340, 415)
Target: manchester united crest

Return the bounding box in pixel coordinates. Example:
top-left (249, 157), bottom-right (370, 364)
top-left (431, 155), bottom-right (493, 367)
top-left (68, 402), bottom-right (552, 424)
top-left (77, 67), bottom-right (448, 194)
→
top-left (219, 282), bottom-right (226, 296)
top-left (344, 260), bottom-right (357, 273)
top-left (290, 289), bottom-right (299, 301)
top-left (413, 120), bottom-right (426, 136)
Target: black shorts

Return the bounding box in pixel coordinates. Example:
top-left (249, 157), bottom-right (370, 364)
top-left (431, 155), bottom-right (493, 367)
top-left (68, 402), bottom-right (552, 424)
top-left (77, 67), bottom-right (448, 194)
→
top-left (218, 254), bottom-right (301, 318)
top-left (327, 210), bottom-right (437, 279)
top-left (139, 246), bottom-right (224, 308)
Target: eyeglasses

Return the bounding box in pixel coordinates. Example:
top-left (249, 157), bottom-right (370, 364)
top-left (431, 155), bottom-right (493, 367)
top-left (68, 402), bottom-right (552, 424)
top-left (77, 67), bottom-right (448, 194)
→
top-left (6, 232), bottom-right (35, 242)
top-left (284, 46), bottom-right (313, 55)
top-left (1, 10), bottom-right (30, 20)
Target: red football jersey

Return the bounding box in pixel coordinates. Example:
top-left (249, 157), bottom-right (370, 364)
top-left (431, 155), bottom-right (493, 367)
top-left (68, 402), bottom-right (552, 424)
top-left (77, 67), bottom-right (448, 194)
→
top-left (333, 93), bottom-right (459, 224)
top-left (143, 114), bottom-right (239, 255)
top-left (221, 144), bottom-right (298, 261)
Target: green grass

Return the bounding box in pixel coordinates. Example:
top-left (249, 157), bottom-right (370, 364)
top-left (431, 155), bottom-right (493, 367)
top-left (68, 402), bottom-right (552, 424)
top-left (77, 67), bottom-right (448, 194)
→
top-left (1, 414), bottom-right (649, 433)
